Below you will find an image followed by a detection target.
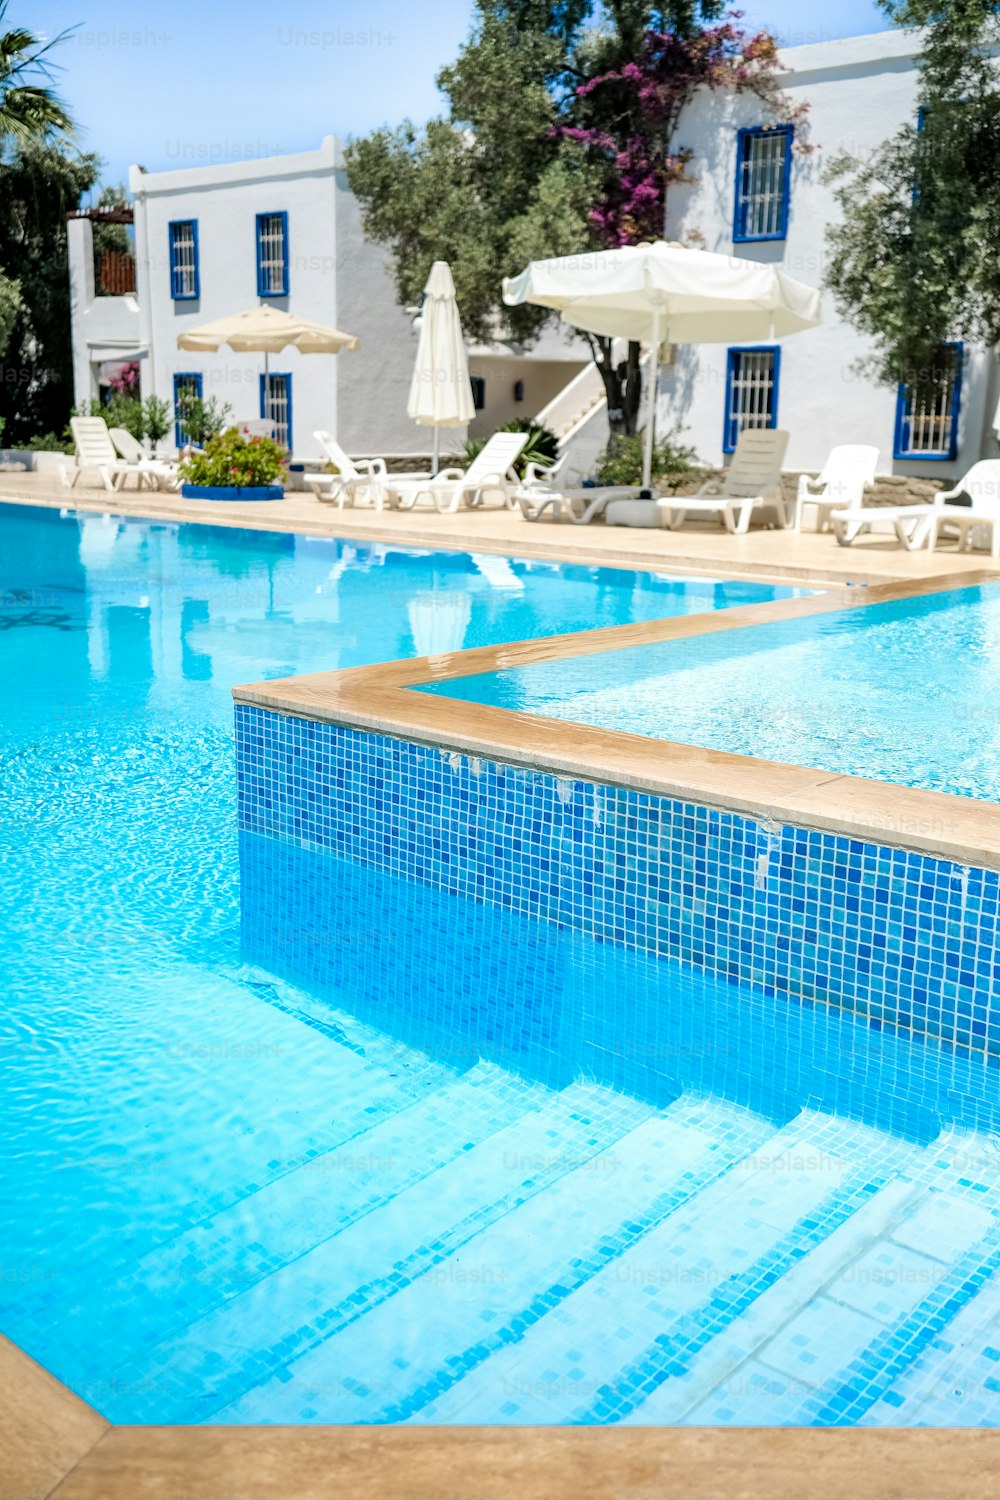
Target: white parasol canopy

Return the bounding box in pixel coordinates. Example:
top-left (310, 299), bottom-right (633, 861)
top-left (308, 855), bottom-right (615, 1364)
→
top-left (407, 261), bottom-right (475, 471)
top-left (502, 240), bottom-right (822, 488)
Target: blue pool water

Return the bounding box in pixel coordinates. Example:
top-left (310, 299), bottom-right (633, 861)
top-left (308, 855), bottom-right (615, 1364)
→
top-left (3, 501), bottom-right (1000, 1428)
top-left (422, 586), bottom-right (1000, 801)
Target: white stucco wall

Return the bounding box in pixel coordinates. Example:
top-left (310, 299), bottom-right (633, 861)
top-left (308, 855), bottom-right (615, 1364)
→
top-left (130, 139), bottom-right (342, 455)
top-left (660, 30), bottom-right (994, 478)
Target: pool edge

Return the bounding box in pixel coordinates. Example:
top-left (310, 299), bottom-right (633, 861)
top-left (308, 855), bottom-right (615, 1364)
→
top-left (4, 1335), bottom-right (1000, 1499)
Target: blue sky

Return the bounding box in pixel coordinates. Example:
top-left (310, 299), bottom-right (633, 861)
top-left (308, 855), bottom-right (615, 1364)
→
top-left (38, 0), bottom-right (892, 191)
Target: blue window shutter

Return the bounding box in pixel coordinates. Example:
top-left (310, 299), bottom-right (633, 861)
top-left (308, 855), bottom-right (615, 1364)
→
top-left (733, 125), bottom-right (793, 243)
top-left (893, 342), bottom-right (962, 461)
top-left (168, 220), bottom-right (200, 301)
top-left (173, 371), bottom-right (203, 447)
top-left (256, 211), bottom-right (289, 298)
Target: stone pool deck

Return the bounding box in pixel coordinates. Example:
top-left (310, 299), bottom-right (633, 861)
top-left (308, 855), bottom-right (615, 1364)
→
top-left (1, 470), bottom-right (997, 587)
top-left (4, 1332), bottom-right (1000, 1499)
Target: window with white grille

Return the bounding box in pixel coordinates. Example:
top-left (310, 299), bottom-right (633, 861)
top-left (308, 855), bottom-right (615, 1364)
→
top-left (169, 220), bottom-right (199, 299)
top-left (173, 372), bottom-right (203, 447)
top-left (724, 348), bottom-right (779, 453)
top-left (734, 126), bottom-right (793, 242)
top-left (256, 212), bottom-right (288, 297)
top-left (894, 344), bottom-right (963, 460)
top-left (260, 372), bottom-right (291, 449)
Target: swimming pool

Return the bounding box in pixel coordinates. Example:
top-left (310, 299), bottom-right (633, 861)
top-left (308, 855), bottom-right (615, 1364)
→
top-left (420, 584), bottom-right (1000, 801)
top-left (4, 500), bottom-right (1000, 1429)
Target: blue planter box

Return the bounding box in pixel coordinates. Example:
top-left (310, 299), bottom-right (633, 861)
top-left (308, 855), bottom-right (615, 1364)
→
top-left (180, 484), bottom-right (284, 502)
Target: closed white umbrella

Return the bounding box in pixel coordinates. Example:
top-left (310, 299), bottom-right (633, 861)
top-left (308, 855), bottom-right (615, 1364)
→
top-left (503, 240), bottom-right (821, 489)
top-left (408, 262), bottom-right (475, 472)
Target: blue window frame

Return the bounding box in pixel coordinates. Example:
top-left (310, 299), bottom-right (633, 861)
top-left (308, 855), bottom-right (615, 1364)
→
top-left (733, 125), bottom-right (793, 242)
top-left (173, 371), bottom-right (203, 447)
top-left (893, 343), bottom-right (963, 461)
top-left (256, 211), bottom-right (289, 297)
top-left (168, 220), bottom-right (199, 300)
top-left (260, 371), bottom-right (292, 449)
top-left (723, 346), bottom-right (781, 454)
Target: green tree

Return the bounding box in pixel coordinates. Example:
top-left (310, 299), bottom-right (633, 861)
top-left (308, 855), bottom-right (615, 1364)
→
top-left (345, 2), bottom-right (598, 347)
top-left (825, 0), bottom-right (1000, 388)
top-left (0, 146), bottom-right (104, 442)
top-left (347, 1), bottom-right (797, 437)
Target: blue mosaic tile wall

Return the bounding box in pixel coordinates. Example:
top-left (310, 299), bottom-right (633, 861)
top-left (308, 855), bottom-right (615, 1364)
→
top-left (235, 704), bottom-right (1000, 1064)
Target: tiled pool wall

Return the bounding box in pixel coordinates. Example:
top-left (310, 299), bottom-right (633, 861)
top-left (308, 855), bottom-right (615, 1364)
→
top-left (235, 704), bottom-right (1000, 1067)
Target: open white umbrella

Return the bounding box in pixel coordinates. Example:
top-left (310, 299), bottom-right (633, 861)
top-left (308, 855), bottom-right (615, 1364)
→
top-left (177, 306), bottom-right (359, 435)
top-left (408, 262), bottom-right (475, 472)
top-left (503, 240), bottom-right (822, 489)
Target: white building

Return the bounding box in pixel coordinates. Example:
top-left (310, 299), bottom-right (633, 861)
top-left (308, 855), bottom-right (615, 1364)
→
top-left (655, 28), bottom-right (997, 480)
top-left (66, 137), bottom-right (589, 464)
top-left (66, 32), bottom-right (996, 482)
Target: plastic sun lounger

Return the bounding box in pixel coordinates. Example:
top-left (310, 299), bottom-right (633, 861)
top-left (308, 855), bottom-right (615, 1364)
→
top-left (928, 461), bottom-right (1000, 559)
top-left (59, 416), bottom-right (149, 493)
top-left (388, 431), bottom-right (529, 515)
top-left (793, 444), bottom-right (880, 532)
top-left (829, 504), bottom-right (934, 550)
top-left (516, 484), bottom-right (646, 524)
top-left (305, 431), bottom-right (434, 510)
top-left (108, 427), bottom-right (181, 491)
top-left (602, 429), bottom-right (791, 533)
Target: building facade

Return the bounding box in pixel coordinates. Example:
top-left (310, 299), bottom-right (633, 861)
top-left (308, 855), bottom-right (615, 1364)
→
top-left (654, 28), bottom-right (998, 480)
top-left (66, 31), bottom-right (997, 481)
top-left (66, 137), bottom-right (588, 463)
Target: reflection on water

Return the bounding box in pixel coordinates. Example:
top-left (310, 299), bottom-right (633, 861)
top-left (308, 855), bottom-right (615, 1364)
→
top-left (239, 829), bottom-right (1000, 1146)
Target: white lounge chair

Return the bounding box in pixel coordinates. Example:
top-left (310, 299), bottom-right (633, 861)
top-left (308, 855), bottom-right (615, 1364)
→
top-left (793, 445), bottom-right (880, 532)
top-left (388, 431), bottom-right (529, 514)
top-left (108, 428), bottom-right (180, 491)
top-left (59, 416), bottom-right (147, 493)
top-left (830, 504), bottom-right (934, 550)
top-left (516, 484), bottom-right (647, 525)
top-left (928, 460), bottom-right (1000, 559)
top-left (304, 431), bottom-right (429, 510)
top-left (603, 429), bottom-right (790, 532)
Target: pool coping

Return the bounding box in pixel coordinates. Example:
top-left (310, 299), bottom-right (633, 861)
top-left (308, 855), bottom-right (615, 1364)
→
top-left (233, 568), bottom-right (1000, 870)
top-left (4, 1335), bottom-right (1000, 1498)
top-left (0, 483), bottom-right (973, 589)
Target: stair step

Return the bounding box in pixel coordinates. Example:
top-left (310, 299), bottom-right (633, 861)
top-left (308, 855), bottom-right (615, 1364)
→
top-left (675, 1173), bottom-right (999, 1427)
top-left (18, 1063), bottom-right (540, 1382)
top-left (1, 966), bottom-right (447, 1328)
top-left (101, 1081), bottom-right (652, 1423)
top-left (217, 1093), bottom-right (777, 1425)
top-left (414, 1111), bottom-right (915, 1425)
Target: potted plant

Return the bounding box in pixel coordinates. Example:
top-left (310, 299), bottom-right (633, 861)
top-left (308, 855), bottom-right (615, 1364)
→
top-left (179, 427), bottom-right (287, 501)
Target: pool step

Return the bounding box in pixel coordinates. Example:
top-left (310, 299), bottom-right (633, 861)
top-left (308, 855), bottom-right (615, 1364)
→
top-left (215, 1093), bottom-right (781, 1425)
top-left (16, 1062), bottom-right (543, 1384)
top-left (101, 1079), bottom-right (654, 1423)
top-left (395, 1109), bottom-right (918, 1426)
top-left (645, 1132), bottom-right (1000, 1427)
top-left (1, 965), bottom-right (451, 1330)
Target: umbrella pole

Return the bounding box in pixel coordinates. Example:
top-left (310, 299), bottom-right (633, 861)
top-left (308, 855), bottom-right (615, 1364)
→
top-left (642, 307), bottom-right (662, 492)
top-left (432, 422), bottom-right (440, 476)
top-left (263, 350), bottom-right (270, 424)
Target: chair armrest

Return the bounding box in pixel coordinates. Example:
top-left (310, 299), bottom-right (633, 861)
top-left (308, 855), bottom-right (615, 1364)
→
top-left (433, 467), bottom-right (465, 482)
top-left (933, 486), bottom-right (962, 506)
top-left (524, 460), bottom-right (557, 484)
top-left (797, 474), bottom-right (824, 499)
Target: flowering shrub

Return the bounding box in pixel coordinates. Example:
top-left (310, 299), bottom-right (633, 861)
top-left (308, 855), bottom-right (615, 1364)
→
top-left (559, 22), bottom-right (810, 247)
top-left (179, 428), bottom-right (286, 488)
